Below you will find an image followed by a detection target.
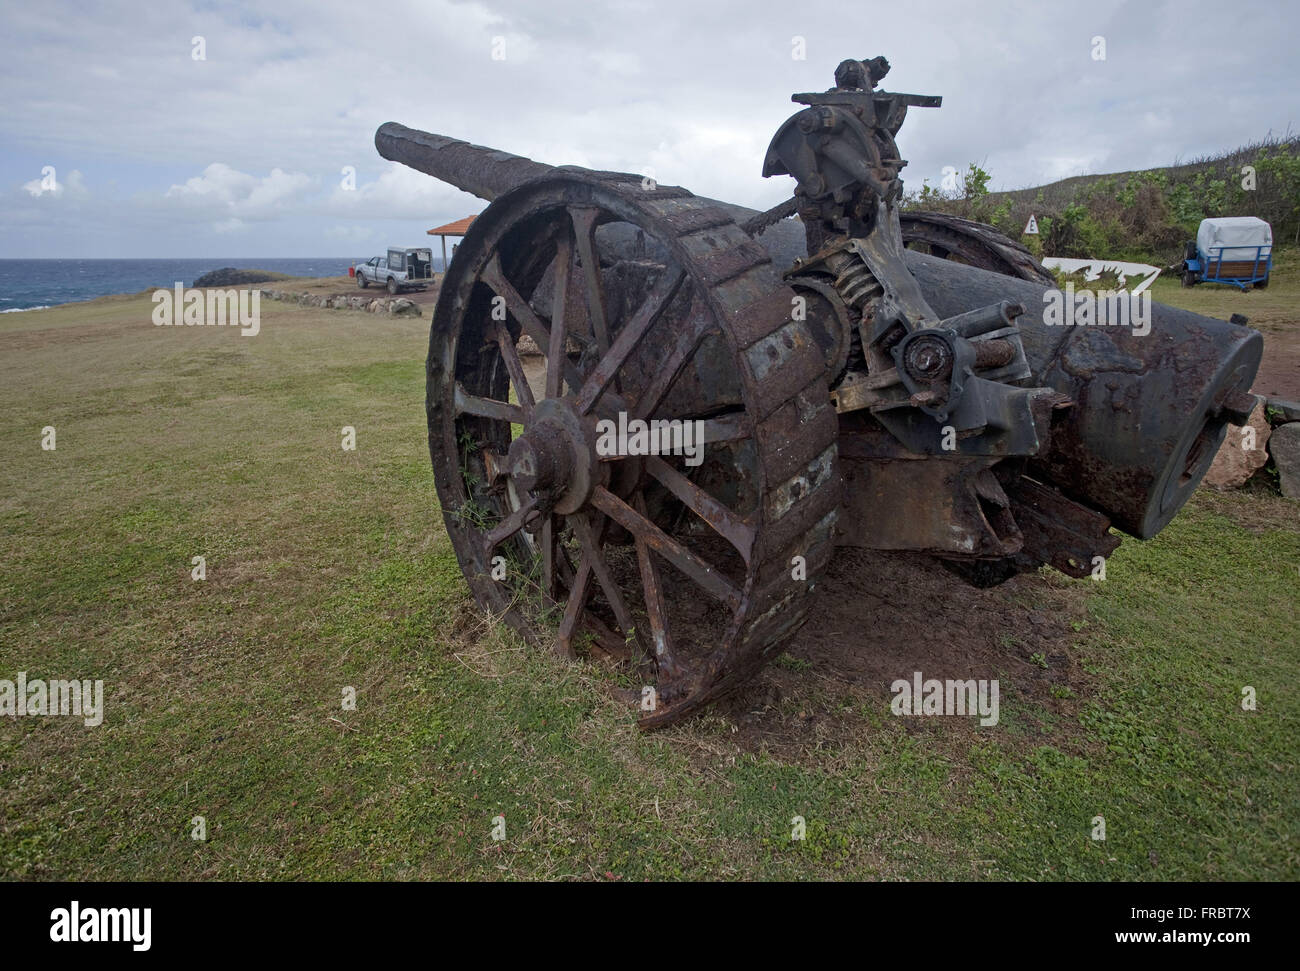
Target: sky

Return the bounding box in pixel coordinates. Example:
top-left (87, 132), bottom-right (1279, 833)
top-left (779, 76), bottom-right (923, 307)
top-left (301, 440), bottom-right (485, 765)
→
top-left (1, 0), bottom-right (1295, 258)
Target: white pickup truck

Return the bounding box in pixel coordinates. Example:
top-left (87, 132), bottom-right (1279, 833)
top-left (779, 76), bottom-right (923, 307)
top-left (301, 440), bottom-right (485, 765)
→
top-left (355, 247), bottom-right (434, 294)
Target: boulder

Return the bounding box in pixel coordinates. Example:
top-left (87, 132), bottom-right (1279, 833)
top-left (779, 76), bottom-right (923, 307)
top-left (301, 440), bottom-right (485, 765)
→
top-left (1203, 398), bottom-right (1270, 489)
top-left (1269, 422), bottom-right (1300, 499)
top-left (192, 267), bottom-right (285, 287)
top-left (389, 298), bottom-right (420, 316)
top-left (1265, 398), bottom-right (1300, 424)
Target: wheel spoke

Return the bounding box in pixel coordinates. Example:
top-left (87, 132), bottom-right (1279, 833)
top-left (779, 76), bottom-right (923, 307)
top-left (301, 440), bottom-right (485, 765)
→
top-left (490, 320), bottom-right (535, 418)
top-left (482, 494), bottom-right (539, 556)
top-left (571, 513), bottom-right (639, 643)
top-left (555, 514), bottom-right (608, 657)
top-left (632, 297), bottom-right (712, 421)
top-left (590, 486), bottom-right (741, 609)
top-left (541, 516), bottom-right (556, 603)
top-left (644, 456), bottom-right (755, 563)
top-left (481, 252), bottom-right (586, 395)
top-left (455, 382), bottom-right (523, 424)
top-left (555, 557), bottom-right (590, 659)
top-left (574, 266), bottom-right (686, 415)
top-left (548, 234), bottom-right (571, 400)
top-left (570, 207), bottom-right (612, 355)
top-left (632, 493), bottom-right (677, 675)
top-left (481, 253), bottom-right (548, 346)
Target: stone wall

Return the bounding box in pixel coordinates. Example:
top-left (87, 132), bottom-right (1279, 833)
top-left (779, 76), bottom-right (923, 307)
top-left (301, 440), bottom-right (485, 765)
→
top-left (256, 288), bottom-right (422, 317)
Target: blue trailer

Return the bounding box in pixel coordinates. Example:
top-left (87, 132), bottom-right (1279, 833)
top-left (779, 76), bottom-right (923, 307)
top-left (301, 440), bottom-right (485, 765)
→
top-left (1179, 216), bottom-right (1272, 290)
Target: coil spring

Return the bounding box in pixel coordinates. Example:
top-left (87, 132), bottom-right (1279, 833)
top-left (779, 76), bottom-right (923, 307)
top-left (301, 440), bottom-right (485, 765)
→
top-left (826, 248), bottom-right (881, 312)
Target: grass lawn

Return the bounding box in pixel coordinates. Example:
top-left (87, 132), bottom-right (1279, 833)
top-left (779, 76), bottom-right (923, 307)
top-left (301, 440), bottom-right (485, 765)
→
top-left (0, 287), bottom-right (1296, 880)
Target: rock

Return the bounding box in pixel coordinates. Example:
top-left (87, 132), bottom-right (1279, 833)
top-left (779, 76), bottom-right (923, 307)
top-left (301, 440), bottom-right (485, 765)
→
top-left (348, 296), bottom-right (366, 310)
top-left (331, 296), bottom-right (349, 309)
top-left (389, 298), bottom-right (419, 316)
top-left (1270, 422), bottom-right (1300, 498)
top-left (369, 299), bottom-right (385, 313)
top-left (192, 267), bottom-right (286, 287)
top-left (1265, 398), bottom-right (1300, 424)
top-left (1204, 397), bottom-right (1270, 489)
top-left (517, 334), bottom-right (543, 357)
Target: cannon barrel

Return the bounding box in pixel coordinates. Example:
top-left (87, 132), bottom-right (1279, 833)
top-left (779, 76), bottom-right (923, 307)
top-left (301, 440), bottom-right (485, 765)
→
top-left (379, 123), bottom-right (1262, 539)
top-left (376, 122), bottom-right (556, 202)
top-left (375, 121), bottom-right (757, 221)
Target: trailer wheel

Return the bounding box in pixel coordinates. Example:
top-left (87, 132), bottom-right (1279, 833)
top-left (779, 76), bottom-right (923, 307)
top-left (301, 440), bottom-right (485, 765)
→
top-left (386, 277), bottom-right (398, 295)
top-left (1254, 275), bottom-right (1269, 290)
top-left (1182, 271), bottom-right (1197, 288)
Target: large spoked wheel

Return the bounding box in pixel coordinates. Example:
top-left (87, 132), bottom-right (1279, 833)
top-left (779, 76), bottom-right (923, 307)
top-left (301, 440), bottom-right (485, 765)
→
top-left (427, 173), bottom-right (840, 728)
top-left (899, 212), bottom-right (1054, 285)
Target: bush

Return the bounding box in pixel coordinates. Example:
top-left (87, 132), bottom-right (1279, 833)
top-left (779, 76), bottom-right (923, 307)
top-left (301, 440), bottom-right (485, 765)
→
top-left (900, 137), bottom-right (1300, 263)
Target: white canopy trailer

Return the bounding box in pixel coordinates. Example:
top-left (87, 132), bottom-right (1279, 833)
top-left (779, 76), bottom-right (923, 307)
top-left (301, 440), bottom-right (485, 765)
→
top-left (1183, 217), bottom-right (1273, 290)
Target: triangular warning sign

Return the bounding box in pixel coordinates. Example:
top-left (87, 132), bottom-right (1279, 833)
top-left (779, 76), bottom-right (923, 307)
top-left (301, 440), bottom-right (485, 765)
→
top-left (1024, 214), bottom-right (1039, 235)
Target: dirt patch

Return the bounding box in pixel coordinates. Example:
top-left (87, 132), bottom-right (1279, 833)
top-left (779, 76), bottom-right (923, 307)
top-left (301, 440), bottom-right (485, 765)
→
top-left (1252, 329), bottom-right (1300, 400)
top-left (702, 548), bottom-right (1095, 760)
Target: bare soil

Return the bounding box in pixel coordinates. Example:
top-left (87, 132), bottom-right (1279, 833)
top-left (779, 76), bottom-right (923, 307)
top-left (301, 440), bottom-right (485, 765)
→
top-left (1251, 332), bottom-right (1300, 400)
top-left (703, 549), bottom-right (1094, 758)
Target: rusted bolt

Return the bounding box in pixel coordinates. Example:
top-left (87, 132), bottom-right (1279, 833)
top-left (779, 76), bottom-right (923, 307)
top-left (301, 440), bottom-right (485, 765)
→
top-left (974, 339), bottom-right (1016, 369)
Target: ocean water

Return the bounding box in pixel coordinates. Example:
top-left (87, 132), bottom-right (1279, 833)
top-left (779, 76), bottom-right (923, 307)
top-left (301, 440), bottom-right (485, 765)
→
top-left (0, 258), bottom-right (443, 312)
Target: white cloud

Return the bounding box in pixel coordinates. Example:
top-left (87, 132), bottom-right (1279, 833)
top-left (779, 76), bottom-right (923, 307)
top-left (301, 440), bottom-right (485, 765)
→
top-left (165, 163), bottom-right (258, 205)
top-left (1, 0), bottom-right (1296, 256)
top-left (164, 164), bottom-right (315, 219)
top-left (22, 169), bottom-right (87, 199)
top-left (328, 162), bottom-right (482, 221)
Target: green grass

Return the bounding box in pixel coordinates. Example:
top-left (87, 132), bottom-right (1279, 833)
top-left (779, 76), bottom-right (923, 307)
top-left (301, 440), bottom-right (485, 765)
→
top-left (1148, 246), bottom-right (1300, 332)
top-left (0, 291), bottom-right (1296, 880)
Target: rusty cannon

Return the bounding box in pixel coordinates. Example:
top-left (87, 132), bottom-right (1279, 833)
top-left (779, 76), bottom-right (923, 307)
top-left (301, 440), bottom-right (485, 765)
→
top-left (377, 56), bottom-right (1262, 728)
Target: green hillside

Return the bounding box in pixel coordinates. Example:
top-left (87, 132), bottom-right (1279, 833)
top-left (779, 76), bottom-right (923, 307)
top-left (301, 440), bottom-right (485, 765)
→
top-left (903, 136), bottom-right (1300, 264)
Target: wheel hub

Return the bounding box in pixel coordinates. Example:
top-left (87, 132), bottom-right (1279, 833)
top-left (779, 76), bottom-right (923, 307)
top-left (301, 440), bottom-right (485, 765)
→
top-left (507, 398), bottom-right (597, 516)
